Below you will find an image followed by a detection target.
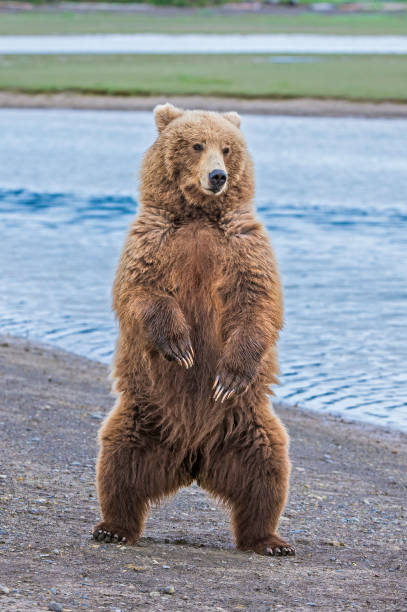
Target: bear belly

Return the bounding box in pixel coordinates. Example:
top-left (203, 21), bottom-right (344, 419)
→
top-left (170, 225), bottom-right (223, 382)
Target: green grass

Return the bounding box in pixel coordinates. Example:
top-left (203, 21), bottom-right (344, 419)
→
top-left (1, 11), bottom-right (407, 35)
top-left (0, 54), bottom-right (406, 101)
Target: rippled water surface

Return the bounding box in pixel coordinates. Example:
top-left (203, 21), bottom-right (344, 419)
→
top-left (0, 109), bottom-right (406, 430)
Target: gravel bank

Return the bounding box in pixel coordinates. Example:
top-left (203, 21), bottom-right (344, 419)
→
top-left (0, 335), bottom-right (406, 611)
top-left (1, 91), bottom-right (407, 118)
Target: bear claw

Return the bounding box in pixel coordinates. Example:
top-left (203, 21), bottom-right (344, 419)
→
top-left (165, 341), bottom-right (194, 369)
top-left (212, 374), bottom-right (249, 402)
top-left (266, 545), bottom-right (296, 556)
top-left (242, 536), bottom-right (296, 557)
top-left (92, 527), bottom-right (127, 544)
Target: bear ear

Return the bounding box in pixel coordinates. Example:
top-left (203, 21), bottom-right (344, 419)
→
top-left (154, 103), bottom-right (184, 133)
top-left (223, 111), bottom-right (241, 129)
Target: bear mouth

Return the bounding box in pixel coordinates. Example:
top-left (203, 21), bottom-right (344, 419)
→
top-left (200, 183), bottom-right (226, 196)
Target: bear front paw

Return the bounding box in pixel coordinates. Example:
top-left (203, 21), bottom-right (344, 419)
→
top-left (212, 365), bottom-right (253, 403)
top-left (158, 334), bottom-right (194, 369)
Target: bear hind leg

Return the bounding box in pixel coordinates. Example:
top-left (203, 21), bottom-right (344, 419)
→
top-left (200, 406), bottom-right (295, 556)
top-left (93, 397), bottom-right (192, 545)
top-left (93, 441), bottom-right (193, 545)
top-left (93, 442), bottom-right (151, 545)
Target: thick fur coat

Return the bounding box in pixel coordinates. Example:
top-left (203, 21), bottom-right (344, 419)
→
top-left (93, 104), bottom-right (295, 556)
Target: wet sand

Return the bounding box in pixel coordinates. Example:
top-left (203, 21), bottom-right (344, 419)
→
top-left (1, 91), bottom-right (407, 118)
top-left (0, 335), bottom-right (406, 611)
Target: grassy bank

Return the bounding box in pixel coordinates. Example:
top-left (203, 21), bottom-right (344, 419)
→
top-left (1, 54), bottom-right (406, 101)
top-left (1, 11), bottom-right (407, 36)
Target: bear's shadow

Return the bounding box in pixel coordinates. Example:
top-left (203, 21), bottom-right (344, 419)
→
top-left (142, 484), bottom-right (234, 551)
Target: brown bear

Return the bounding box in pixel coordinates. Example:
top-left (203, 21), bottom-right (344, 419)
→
top-left (92, 104), bottom-right (295, 557)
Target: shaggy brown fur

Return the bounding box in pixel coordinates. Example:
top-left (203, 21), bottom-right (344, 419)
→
top-left (93, 104), bottom-right (295, 556)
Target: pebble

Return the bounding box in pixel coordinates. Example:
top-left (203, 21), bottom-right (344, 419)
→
top-left (0, 585), bottom-right (10, 595)
top-left (91, 412), bottom-right (104, 420)
top-left (149, 591), bottom-right (160, 597)
top-left (48, 603), bottom-right (63, 612)
top-left (327, 540), bottom-right (345, 547)
top-left (163, 586), bottom-right (175, 595)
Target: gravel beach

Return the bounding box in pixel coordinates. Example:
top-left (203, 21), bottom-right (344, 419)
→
top-left (1, 92), bottom-right (407, 118)
top-left (0, 335), bottom-right (406, 611)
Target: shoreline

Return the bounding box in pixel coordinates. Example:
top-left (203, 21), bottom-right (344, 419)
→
top-left (1, 91), bottom-right (407, 118)
top-left (3, 331), bottom-right (406, 436)
top-left (1, 333), bottom-right (405, 436)
top-left (0, 333), bottom-right (406, 610)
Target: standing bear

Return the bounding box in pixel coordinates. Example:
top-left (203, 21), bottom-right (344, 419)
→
top-left (93, 104), bottom-right (295, 556)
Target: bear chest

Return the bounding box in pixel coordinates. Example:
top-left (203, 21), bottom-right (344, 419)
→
top-left (164, 223), bottom-right (223, 296)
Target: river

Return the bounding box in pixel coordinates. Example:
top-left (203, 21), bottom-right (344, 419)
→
top-left (0, 108), bottom-right (406, 430)
top-left (1, 33), bottom-right (407, 54)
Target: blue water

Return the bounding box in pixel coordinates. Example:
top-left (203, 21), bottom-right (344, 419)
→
top-left (0, 109), bottom-right (406, 431)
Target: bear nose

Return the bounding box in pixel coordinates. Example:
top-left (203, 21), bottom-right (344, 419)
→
top-left (209, 169), bottom-right (227, 190)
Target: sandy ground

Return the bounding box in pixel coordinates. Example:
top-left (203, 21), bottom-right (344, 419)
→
top-left (0, 334), bottom-right (406, 611)
top-left (1, 91), bottom-right (407, 118)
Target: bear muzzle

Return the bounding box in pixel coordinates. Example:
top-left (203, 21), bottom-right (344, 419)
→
top-left (199, 149), bottom-right (228, 195)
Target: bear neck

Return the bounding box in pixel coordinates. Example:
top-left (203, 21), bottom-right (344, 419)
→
top-left (140, 184), bottom-right (254, 224)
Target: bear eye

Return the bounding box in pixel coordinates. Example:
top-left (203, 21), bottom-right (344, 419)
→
top-left (223, 147), bottom-right (230, 155)
top-left (193, 143), bottom-right (204, 151)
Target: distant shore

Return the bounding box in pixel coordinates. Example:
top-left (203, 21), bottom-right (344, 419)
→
top-left (2, 91), bottom-right (407, 118)
top-left (0, 334), bottom-right (406, 610)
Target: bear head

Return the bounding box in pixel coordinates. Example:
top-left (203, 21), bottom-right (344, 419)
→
top-left (140, 104), bottom-right (255, 215)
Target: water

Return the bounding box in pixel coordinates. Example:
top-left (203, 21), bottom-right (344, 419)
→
top-left (2, 33), bottom-right (407, 54)
top-left (0, 109), bottom-right (406, 431)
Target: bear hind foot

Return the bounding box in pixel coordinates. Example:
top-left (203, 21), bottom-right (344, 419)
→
top-left (240, 534), bottom-right (296, 557)
top-left (92, 522), bottom-right (134, 545)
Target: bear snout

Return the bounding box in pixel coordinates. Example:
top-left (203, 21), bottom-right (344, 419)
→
top-left (208, 169), bottom-right (227, 192)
